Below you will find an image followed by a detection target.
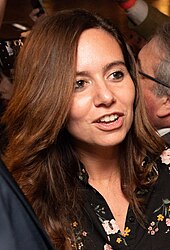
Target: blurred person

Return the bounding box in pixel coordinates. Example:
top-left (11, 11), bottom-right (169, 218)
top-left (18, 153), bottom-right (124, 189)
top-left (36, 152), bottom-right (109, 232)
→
top-left (21, 1), bottom-right (46, 38)
top-left (29, 7), bottom-right (45, 22)
top-left (1, 9), bottom-right (170, 250)
top-left (0, 14), bottom-right (53, 247)
top-left (0, 39), bottom-right (23, 116)
top-left (138, 22), bottom-right (170, 145)
top-left (30, 0), bottom-right (46, 20)
top-left (0, 157), bottom-right (55, 250)
top-left (0, 7), bottom-right (54, 248)
top-left (116, 0), bottom-right (170, 40)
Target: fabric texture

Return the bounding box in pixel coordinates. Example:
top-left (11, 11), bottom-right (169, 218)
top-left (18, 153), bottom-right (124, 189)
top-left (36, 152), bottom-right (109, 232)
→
top-left (162, 132), bottom-right (170, 147)
top-left (0, 159), bottom-right (54, 250)
top-left (74, 148), bottom-right (170, 249)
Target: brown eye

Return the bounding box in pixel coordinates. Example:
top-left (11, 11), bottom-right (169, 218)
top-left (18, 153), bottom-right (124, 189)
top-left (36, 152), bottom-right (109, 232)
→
top-left (74, 80), bottom-right (85, 90)
top-left (108, 71), bottom-right (124, 81)
top-left (112, 71), bottom-right (123, 79)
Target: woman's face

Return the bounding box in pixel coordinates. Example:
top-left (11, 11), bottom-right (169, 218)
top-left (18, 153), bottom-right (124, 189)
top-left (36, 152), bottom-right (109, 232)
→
top-left (67, 28), bottom-right (135, 151)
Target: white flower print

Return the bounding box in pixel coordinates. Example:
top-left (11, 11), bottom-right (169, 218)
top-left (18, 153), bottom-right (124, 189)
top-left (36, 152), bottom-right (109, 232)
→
top-left (166, 218), bottom-right (170, 227)
top-left (102, 219), bottom-right (119, 235)
top-left (160, 148), bottom-right (170, 165)
top-left (104, 243), bottom-right (113, 250)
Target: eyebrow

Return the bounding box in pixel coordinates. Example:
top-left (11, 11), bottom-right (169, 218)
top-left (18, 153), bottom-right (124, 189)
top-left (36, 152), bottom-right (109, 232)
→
top-left (76, 61), bottom-right (126, 77)
top-left (103, 61), bottom-right (126, 74)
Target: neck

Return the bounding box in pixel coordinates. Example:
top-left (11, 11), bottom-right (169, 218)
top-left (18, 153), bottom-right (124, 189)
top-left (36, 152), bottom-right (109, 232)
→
top-left (76, 143), bottom-right (129, 233)
top-left (76, 144), bottom-right (121, 182)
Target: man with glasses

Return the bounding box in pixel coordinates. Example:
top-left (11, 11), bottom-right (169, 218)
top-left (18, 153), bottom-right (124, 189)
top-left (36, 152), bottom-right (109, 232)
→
top-left (137, 22), bottom-right (170, 145)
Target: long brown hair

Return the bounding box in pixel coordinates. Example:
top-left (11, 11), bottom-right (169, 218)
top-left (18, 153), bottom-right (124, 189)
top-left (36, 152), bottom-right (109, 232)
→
top-left (1, 9), bottom-right (165, 249)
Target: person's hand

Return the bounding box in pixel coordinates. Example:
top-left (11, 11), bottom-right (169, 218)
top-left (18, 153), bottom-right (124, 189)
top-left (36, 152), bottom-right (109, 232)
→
top-left (21, 8), bottom-right (46, 38)
top-left (20, 30), bottom-right (31, 38)
top-left (29, 8), bottom-right (46, 23)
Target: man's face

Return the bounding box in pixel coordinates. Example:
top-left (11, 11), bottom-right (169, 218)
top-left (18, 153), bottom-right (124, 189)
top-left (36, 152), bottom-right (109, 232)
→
top-left (138, 38), bottom-right (166, 129)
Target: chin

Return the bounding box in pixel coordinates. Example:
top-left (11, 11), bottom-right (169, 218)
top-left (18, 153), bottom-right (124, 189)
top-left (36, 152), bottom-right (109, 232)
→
top-left (95, 137), bottom-right (127, 148)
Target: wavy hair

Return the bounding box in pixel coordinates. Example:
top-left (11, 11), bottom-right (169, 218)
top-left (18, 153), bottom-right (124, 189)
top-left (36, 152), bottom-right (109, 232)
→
top-left (1, 9), bottom-right (165, 249)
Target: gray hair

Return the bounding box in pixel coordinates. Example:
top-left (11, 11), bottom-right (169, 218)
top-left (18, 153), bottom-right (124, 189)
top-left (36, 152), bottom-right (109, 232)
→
top-left (153, 22), bottom-right (170, 96)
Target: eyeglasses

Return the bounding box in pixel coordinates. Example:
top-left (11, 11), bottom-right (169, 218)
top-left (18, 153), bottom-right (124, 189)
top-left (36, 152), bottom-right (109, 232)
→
top-left (138, 71), bottom-right (169, 89)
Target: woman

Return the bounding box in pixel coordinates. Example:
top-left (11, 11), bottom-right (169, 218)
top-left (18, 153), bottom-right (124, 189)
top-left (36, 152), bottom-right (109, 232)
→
top-left (1, 9), bottom-right (170, 250)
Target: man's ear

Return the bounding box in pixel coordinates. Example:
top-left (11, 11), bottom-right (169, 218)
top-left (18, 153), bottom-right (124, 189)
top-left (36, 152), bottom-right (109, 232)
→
top-left (157, 96), bottom-right (170, 117)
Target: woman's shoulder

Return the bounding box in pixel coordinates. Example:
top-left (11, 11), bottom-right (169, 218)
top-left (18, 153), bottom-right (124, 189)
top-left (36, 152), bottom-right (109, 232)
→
top-left (145, 148), bottom-right (170, 242)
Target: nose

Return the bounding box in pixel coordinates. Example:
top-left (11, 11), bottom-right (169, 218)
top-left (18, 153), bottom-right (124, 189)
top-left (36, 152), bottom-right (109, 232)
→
top-left (93, 81), bottom-right (116, 107)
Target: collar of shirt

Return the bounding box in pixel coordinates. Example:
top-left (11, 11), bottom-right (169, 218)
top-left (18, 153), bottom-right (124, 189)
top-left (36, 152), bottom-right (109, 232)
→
top-left (158, 128), bottom-right (170, 137)
top-left (77, 162), bottom-right (89, 185)
top-left (77, 159), bottom-right (156, 197)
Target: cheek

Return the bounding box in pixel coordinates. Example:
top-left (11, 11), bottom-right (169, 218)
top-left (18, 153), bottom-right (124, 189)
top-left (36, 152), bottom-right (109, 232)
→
top-left (142, 87), bottom-right (156, 108)
top-left (144, 94), bottom-right (158, 113)
top-left (124, 83), bottom-right (135, 124)
top-left (123, 82), bottom-right (135, 109)
top-left (141, 88), bottom-right (158, 118)
top-left (66, 95), bottom-right (92, 135)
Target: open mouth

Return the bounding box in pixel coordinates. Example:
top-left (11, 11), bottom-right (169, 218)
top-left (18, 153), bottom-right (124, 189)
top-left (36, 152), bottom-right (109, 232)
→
top-left (96, 114), bottom-right (119, 123)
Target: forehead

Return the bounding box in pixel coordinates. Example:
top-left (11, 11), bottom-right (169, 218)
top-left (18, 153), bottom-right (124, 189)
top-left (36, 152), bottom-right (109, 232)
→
top-left (138, 38), bottom-right (161, 68)
top-left (76, 28), bottom-right (124, 69)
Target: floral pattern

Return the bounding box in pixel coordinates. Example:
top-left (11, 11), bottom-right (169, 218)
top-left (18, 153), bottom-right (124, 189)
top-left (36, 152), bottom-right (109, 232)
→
top-left (71, 221), bottom-right (88, 250)
top-left (102, 219), bottom-right (119, 235)
top-left (104, 243), bottom-right (113, 250)
top-left (160, 148), bottom-right (170, 166)
top-left (93, 204), bottom-right (131, 247)
top-left (147, 148), bottom-right (170, 236)
top-left (148, 199), bottom-right (170, 235)
top-left (75, 147), bottom-right (170, 249)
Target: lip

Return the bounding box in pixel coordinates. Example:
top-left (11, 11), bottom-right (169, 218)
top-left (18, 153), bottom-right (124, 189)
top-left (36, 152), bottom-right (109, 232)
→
top-left (93, 113), bottom-right (124, 131)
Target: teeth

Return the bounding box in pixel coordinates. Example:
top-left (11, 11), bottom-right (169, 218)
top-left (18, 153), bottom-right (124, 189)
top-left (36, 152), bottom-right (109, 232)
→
top-left (100, 114), bottom-right (119, 122)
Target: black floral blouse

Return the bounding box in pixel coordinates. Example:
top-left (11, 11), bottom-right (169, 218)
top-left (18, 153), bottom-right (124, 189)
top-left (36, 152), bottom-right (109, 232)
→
top-left (73, 148), bottom-right (170, 250)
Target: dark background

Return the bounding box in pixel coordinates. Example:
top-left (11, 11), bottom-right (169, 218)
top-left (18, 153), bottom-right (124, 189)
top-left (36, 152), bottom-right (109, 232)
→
top-left (0, 0), bottom-right (169, 40)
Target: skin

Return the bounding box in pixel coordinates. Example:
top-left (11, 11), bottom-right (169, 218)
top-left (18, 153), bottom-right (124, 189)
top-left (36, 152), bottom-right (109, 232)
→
top-left (67, 28), bottom-right (135, 156)
top-left (138, 38), bottom-right (170, 129)
top-left (66, 28), bottom-right (135, 232)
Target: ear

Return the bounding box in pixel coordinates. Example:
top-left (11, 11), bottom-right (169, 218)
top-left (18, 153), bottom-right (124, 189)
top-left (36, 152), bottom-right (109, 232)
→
top-left (157, 96), bottom-right (170, 118)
